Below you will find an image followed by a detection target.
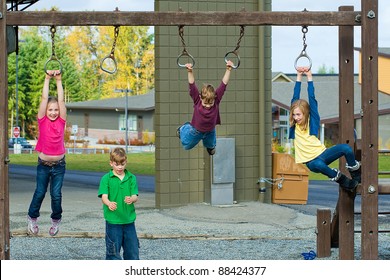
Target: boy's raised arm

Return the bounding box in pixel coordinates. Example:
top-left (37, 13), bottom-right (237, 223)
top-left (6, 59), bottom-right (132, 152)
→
top-left (222, 60), bottom-right (233, 85)
top-left (185, 63), bottom-right (195, 84)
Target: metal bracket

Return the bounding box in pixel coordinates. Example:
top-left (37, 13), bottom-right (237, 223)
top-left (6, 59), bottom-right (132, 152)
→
top-left (368, 185), bottom-right (376, 194)
top-left (355, 14), bottom-right (361, 23)
top-left (367, 10), bottom-right (376, 19)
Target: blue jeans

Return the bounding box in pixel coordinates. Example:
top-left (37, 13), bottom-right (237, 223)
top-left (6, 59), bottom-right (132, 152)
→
top-left (28, 157), bottom-right (66, 220)
top-left (105, 221), bottom-right (140, 260)
top-left (305, 144), bottom-right (357, 179)
top-left (179, 122), bottom-right (216, 150)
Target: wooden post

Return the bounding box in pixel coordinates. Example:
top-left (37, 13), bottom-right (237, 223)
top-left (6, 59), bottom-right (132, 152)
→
top-left (361, 0), bottom-right (379, 259)
top-left (338, 5), bottom-right (356, 260)
top-left (316, 208), bottom-right (331, 257)
top-left (0, 0), bottom-right (11, 260)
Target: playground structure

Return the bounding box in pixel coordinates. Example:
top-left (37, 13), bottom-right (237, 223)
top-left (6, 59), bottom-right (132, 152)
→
top-left (0, 0), bottom-right (383, 260)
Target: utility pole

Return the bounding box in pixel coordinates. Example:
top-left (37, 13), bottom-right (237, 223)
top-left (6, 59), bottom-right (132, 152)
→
top-left (114, 87), bottom-right (132, 153)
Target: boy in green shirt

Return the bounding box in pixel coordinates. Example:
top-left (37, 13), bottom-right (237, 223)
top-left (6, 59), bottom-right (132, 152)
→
top-left (98, 147), bottom-right (139, 260)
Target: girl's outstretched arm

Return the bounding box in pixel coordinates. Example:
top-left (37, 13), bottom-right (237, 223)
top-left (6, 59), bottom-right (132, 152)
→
top-left (54, 72), bottom-right (66, 120)
top-left (37, 72), bottom-right (52, 119)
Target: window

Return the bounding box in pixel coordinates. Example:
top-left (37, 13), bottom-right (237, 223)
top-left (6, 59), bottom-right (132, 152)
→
top-left (128, 115), bottom-right (137, 131)
top-left (119, 114), bottom-right (137, 131)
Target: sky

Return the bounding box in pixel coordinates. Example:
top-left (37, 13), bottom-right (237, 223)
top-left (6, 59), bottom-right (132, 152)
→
top-left (25, 0), bottom-right (390, 73)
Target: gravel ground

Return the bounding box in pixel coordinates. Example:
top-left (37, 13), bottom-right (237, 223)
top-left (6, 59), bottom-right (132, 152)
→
top-left (9, 230), bottom-right (390, 260)
top-left (9, 235), bottom-right (330, 260)
top-left (8, 189), bottom-right (390, 260)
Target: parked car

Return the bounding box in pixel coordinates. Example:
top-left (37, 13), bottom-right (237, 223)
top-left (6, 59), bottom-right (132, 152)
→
top-left (8, 137), bottom-right (33, 149)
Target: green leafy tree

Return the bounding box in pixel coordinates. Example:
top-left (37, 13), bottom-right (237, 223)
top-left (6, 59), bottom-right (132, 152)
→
top-left (65, 26), bottom-right (102, 101)
top-left (7, 21), bottom-right (155, 138)
top-left (8, 26), bottom-right (80, 138)
top-left (97, 26), bottom-right (155, 98)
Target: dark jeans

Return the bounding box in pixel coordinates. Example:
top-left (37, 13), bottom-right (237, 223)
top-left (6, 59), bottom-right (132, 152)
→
top-left (305, 144), bottom-right (357, 179)
top-left (105, 221), bottom-right (140, 260)
top-left (28, 158), bottom-right (66, 220)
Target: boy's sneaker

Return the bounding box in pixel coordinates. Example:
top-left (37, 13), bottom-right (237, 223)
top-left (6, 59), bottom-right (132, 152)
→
top-left (207, 147), bottom-right (216, 156)
top-left (27, 216), bottom-right (39, 235)
top-left (49, 219), bottom-right (61, 236)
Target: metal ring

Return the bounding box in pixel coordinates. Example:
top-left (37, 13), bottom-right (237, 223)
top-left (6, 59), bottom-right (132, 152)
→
top-left (177, 52), bottom-right (195, 68)
top-left (100, 54), bottom-right (117, 74)
top-left (224, 51), bottom-right (240, 69)
top-left (44, 57), bottom-right (63, 76)
top-left (294, 51), bottom-right (312, 71)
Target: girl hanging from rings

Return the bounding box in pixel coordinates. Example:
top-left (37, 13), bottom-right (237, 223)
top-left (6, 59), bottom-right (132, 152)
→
top-left (289, 66), bottom-right (361, 192)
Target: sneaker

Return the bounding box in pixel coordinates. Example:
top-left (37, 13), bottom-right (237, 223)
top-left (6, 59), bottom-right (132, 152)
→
top-left (49, 219), bottom-right (61, 236)
top-left (176, 126), bottom-right (181, 138)
top-left (27, 216), bottom-right (39, 235)
top-left (207, 147), bottom-right (216, 156)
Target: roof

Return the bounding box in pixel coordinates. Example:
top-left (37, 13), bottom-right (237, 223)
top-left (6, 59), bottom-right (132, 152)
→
top-left (354, 47), bottom-right (390, 58)
top-left (272, 72), bottom-right (294, 83)
top-left (272, 74), bottom-right (390, 123)
top-left (66, 90), bottom-right (155, 111)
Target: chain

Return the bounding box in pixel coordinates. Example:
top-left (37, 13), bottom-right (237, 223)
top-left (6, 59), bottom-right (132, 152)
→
top-left (44, 25), bottom-right (63, 75)
top-left (178, 25), bottom-right (188, 55)
top-left (301, 26), bottom-right (308, 52)
top-left (50, 26), bottom-right (57, 57)
top-left (233, 25), bottom-right (245, 53)
top-left (176, 25), bottom-right (195, 68)
top-left (110, 26), bottom-right (120, 57)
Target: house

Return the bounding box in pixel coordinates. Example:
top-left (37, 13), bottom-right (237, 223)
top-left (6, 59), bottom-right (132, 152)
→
top-left (66, 90), bottom-right (155, 143)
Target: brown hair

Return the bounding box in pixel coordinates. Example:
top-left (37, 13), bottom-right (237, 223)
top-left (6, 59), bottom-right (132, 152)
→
top-left (200, 84), bottom-right (215, 105)
top-left (110, 147), bottom-right (127, 164)
top-left (289, 99), bottom-right (310, 131)
top-left (48, 96), bottom-right (58, 105)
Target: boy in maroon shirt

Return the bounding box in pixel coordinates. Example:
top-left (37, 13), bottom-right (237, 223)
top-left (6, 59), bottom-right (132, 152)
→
top-left (177, 61), bottom-right (233, 155)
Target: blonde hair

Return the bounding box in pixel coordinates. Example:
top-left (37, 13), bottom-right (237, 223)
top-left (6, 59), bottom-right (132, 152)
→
top-left (290, 99), bottom-right (310, 131)
top-left (110, 147), bottom-right (127, 164)
top-left (200, 84), bottom-right (215, 105)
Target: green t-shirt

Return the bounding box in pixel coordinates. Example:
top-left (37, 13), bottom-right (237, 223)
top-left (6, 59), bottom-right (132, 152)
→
top-left (98, 169), bottom-right (138, 224)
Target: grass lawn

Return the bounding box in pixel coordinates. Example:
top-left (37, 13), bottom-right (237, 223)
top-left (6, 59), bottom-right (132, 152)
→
top-left (9, 153), bottom-right (390, 180)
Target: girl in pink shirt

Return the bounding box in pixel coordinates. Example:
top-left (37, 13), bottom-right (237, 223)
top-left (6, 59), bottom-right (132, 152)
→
top-left (27, 70), bottom-right (67, 237)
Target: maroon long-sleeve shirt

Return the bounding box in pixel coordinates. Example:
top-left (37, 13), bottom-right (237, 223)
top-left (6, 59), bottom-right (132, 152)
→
top-left (189, 81), bottom-right (227, 132)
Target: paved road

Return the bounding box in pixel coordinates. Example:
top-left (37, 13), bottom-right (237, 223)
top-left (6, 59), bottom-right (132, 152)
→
top-left (9, 164), bottom-right (155, 192)
top-left (9, 164), bottom-right (390, 217)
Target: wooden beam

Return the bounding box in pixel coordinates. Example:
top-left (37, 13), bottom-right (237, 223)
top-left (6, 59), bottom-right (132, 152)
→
top-left (338, 6), bottom-right (356, 260)
top-left (5, 10), bottom-right (362, 26)
top-left (361, 0), bottom-right (379, 260)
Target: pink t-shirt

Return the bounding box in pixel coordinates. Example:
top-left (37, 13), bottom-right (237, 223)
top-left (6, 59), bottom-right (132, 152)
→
top-left (35, 115), bottom-right (66, 155)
